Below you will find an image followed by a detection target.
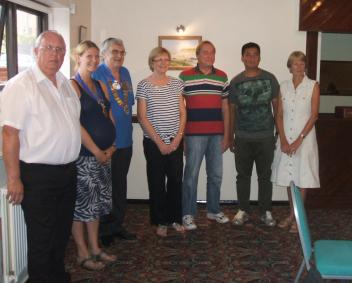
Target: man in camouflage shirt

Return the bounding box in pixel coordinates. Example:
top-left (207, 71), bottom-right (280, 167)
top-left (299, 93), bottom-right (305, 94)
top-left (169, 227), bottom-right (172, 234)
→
top-left (229, 42), bottom-right (279, 226)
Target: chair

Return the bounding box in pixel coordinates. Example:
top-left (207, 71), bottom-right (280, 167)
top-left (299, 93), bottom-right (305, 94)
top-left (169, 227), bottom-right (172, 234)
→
top-left (290, 181), bottom-right (352, 282)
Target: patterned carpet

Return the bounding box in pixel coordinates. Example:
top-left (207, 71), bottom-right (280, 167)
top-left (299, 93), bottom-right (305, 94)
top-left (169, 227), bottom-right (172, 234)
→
top-left (65, 204), bottom-right (352, 283)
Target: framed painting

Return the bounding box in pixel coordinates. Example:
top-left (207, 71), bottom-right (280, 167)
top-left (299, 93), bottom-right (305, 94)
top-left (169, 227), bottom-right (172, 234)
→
top-left (158, 36), bottom-right (202, 70)
top-left (79, 25), bottom-right (87, 42)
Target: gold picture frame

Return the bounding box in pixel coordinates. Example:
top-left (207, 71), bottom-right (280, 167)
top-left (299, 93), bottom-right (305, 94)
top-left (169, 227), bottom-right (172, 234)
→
top-left (158, 36), bottom-right (202, 70)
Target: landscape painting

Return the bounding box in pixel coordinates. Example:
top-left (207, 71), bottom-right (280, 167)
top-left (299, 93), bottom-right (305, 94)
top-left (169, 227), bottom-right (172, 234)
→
top-left (158, 36), bottom-right (202, 70)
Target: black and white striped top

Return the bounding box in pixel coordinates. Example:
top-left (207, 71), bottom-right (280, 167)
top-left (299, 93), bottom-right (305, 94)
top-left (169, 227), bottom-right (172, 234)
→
top-left (136, 76), bottom-right (184, 144)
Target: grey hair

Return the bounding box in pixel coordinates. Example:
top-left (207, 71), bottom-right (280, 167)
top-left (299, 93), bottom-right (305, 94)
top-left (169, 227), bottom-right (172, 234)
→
top-left (100, 37), bottom-right (125, 56)
top-left (34, 30), bottom-right (65, 49)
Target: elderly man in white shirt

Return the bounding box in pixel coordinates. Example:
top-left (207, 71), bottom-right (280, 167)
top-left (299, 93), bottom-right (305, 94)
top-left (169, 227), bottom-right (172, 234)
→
top-left (0, 30), bottom-right (80, 283)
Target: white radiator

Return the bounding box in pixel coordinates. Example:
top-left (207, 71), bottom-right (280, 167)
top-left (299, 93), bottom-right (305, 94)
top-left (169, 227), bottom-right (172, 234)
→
top-left (0, 188), bottom-right (28, 283)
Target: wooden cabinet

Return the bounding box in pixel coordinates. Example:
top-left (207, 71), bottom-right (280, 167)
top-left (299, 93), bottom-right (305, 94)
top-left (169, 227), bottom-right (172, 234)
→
top-left (306, 114), bottom-right (352, 208)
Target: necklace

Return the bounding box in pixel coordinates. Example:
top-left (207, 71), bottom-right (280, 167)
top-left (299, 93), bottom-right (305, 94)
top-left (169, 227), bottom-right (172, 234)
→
top-left (74, 73), bottom-right (108, 117)
top-left (109, 79), bottom-right (130, 114)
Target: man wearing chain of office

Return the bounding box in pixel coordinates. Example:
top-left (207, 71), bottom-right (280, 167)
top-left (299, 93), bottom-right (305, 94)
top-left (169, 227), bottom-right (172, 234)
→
top-left (93, 37), bottom-right (136, 245)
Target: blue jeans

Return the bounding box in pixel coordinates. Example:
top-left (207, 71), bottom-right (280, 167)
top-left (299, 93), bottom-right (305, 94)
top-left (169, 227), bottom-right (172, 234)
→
top-left (182, 135), bottom-right (223, 216)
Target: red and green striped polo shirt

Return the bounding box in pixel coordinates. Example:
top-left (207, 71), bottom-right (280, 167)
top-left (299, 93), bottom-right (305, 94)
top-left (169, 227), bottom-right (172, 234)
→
top-left (179, 65), bottom-right (229, 136)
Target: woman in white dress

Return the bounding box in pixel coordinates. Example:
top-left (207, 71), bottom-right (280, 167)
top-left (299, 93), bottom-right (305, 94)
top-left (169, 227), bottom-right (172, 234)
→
top-left (271, 51), bottom-right (320, 233)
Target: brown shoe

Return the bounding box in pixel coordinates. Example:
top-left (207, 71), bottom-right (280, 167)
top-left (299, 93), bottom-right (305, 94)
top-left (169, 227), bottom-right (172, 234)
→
top-left (78, 256), bottom-right (105, 271)
top-left (289, 222), bottom-right (298, 233)
top-left (156, 225), bottom-right (167, 237)
top-left (278, 216), bottom-right (293, 229)
top-left (92, 251), bottom-right (117, 263)
top-left (172, 223), bottom-right (185, 233)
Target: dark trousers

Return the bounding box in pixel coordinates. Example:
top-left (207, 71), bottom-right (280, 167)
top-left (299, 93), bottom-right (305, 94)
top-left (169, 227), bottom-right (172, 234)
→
top-left (234, 136), bottom-right (275, 213)
top-left (143, 138), bottom-right (183, 226)
top-left (100, 146), bottom-right (132, 236)
top-left (20, 161), bottom-right (76, 283)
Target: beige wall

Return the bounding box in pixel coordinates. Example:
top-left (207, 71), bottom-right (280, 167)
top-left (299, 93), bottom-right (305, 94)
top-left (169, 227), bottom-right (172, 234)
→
top-left (69, 0), bottom-right (91, 74)
top-left (91, 0), bottom-right (306, 201)
top-left (54, 0), bottom-right (91, 75)
top-left (91, 0), bottom-right (304, 89)
top-left (54, 0), bottom-right (91, 45)
top-left (64, 0), bottom-right (351, 112)
top-left (88, 0), bottom-right (351, 200)
top-left (69, 0), bottom-right (91, 45)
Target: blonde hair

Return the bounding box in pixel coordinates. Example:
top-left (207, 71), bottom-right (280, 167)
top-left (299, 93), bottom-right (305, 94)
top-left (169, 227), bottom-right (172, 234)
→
top-left (148, 47), bottom-right (171, 71)
top-left (287, 51), bottom-right (306, 68)
top-left (72, 40), bottom-right (99, 71)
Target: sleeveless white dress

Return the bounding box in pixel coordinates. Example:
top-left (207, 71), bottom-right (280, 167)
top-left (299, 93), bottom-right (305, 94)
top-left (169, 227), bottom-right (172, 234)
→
top-left (271, 76), bottom-right (320, 188)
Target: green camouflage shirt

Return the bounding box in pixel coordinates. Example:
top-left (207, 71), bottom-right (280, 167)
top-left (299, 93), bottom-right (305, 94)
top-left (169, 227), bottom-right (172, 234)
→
top-left (229, 69), bottom-right (279, 139)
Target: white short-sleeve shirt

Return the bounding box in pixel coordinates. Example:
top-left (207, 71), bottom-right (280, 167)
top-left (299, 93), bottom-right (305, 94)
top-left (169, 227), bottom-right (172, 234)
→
top-left (0, 64), bottom-right (81, 164)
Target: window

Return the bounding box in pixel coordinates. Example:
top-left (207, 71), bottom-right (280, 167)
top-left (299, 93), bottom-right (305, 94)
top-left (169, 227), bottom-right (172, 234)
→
top-left (0, 0), bottom-right (48, 88)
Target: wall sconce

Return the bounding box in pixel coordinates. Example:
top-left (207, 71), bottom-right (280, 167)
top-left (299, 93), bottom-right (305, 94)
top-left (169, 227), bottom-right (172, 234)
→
top-left (176, 25), bottom-right (185, 33)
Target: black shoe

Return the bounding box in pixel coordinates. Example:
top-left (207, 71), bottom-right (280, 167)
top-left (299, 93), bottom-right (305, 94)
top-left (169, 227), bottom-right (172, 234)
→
top-left (52, 271), bottom-right (71, 283)
top-left (100, 235), bottom-right (114, 247)
top-left (61, 272), bottom-right (71, 283)
top-left (114, 227), bottom-right (137, 240)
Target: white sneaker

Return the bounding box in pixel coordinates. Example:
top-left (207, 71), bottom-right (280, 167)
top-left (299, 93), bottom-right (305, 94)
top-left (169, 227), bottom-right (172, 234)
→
top-left (232, 209), bottom-right (249, 225)
top-left (260, 211), bottom-right (276, 227)
top-left (182, 215), bottom-right (197, 230)
top-left (207, 212), bottom-right (229, 224)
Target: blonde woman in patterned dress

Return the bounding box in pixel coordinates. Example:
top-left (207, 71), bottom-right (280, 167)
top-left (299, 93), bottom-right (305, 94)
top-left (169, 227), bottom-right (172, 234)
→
top-left (271, 51), bottom-right (320, 233)
top-left (71, 40), bottom-right (117, 270)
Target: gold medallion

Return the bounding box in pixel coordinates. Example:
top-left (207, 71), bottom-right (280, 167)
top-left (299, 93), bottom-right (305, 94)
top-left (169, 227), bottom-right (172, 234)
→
top-left (109, 80), bottom-right (130, 114)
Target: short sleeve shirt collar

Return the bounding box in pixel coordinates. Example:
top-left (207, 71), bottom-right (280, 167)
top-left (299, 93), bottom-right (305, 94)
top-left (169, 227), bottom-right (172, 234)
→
top-left (194, 64), bottom-right (216, 75)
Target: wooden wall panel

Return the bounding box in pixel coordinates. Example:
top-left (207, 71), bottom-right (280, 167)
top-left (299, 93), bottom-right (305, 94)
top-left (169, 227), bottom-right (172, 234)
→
top-left (306, 114), bottom-right (352, 209)
top-left (300, 0), bottom-right (352, 32)
top-left (306, 31), bottom-right (318, 80)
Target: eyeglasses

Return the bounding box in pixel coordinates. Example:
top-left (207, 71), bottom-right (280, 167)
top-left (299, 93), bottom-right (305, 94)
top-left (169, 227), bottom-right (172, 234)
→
top-left (153, 58), bottom-right (170, 63)
top-left (39, 45), bottom-right (66, 55)
top-left (111, 50), bottom-right (127, 57)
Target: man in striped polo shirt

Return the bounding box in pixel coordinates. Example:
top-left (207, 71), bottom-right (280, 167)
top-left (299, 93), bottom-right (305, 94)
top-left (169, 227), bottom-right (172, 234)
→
top-left (180, 40), bottom-right (230, 230)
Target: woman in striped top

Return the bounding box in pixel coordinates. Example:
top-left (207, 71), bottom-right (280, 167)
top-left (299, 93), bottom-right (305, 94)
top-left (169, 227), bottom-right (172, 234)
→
top-left (136, 47), bottom-right (186, 237)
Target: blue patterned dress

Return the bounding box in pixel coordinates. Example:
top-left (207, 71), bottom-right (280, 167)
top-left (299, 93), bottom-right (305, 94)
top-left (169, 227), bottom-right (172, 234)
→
top-left (73, 78), bottom-right (115, 222)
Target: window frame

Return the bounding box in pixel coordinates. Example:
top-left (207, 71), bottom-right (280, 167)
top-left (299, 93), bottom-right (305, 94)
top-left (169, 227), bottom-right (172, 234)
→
top-left (0, 0), bottom-right (48, 89)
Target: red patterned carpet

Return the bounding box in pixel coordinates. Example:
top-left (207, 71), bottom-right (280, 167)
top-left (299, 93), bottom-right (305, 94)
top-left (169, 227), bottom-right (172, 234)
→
top-left (65, 204), bottom-right (352, 283)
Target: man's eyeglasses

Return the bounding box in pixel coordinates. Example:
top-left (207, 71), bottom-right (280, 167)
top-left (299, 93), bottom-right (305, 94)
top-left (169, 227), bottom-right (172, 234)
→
top-left (111, 50), bottom-right (127, 57)
top-left (39, 45), bottom-right (66, 55)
